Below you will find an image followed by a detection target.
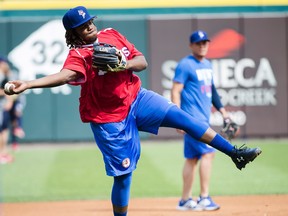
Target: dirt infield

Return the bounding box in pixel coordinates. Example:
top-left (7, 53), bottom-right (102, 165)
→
top-left (2, 195), bottom-right (288, 216)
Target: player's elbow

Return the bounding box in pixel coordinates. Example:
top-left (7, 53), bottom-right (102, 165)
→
top-left (140, 60), bottom-right (148, 70)
top-left (127, 56), bottom-right (148, 72)
top-left (137, 56), bottom-right (148, 71)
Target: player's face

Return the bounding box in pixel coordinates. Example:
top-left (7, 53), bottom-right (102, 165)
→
top-left (75, 19), bottom-right (98, 44)
top-left (190, 40), bottom-right (209, 59)
top-left (0, 61), bottom-right (10, 75)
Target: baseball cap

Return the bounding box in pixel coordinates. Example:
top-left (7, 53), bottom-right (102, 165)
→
top-left (190, 30), bottom-right (210, 43)
top-left (62, 6), bottom-right (96, 30)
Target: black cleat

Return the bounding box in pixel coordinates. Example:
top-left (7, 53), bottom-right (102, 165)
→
top-left (231, 144), bottom-right (262, 170)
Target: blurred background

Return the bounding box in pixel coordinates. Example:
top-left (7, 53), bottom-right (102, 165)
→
top-left (0, 0), bottom-right (287, 142)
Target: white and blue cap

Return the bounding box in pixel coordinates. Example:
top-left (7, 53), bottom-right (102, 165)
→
top-left (190, 30), bottom-right (210, 43)
top-left (62, 6), bottom-right (96, 30)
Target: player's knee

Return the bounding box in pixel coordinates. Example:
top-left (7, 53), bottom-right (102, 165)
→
top-left (202, 151), bottom-right (215, 160)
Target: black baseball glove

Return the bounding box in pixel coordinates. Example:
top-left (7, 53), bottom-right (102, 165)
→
top-left (92, 42), bottom-right (127, 72)
top-left (221, 118), bottom-right (240, 141)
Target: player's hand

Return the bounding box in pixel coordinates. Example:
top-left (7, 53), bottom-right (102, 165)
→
top-left (4, 81), bottom-right (29, 95)
top-left (221, 117), bottom-right (240, 141)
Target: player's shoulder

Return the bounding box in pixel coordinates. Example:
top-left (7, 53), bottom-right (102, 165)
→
top-left (179, 55), bottom-right (200, 68)
top-left (69, 46), bottom-right (93, 58)
top-left (176, 55), bottom-right (193, 72)
top-left (97, 28), bottom-right (126, 43)
top-left (97, 28), bottom-right (121, 36)
top-left (178, 55), bottom-right (192, 64)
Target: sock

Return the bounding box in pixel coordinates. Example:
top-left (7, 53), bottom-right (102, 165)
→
top-left (112, 173), bottom-right (132, 216)
top-left (210, 134), bottom-right (234, 156)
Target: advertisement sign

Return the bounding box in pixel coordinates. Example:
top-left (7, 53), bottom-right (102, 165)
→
top-left (149, 16), bottom-right (288, 138)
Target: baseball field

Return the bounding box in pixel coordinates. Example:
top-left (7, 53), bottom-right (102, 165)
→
top-left (1, 138), bottom-right (288, 215)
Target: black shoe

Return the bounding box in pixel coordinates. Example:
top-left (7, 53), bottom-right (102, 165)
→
top-left (231, 144), bottom-right (262, 170)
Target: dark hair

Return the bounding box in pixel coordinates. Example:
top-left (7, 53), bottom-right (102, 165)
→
top-left (65, 29), bottom-right (85, 49)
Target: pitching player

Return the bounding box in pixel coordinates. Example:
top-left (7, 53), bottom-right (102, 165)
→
top-left (4, 6), bottom-right (261, 216)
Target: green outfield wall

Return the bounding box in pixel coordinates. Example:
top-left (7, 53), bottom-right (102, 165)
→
top-left (0, 6), bottom-right (287, 142)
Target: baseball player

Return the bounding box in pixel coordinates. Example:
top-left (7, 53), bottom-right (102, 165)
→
top-left (172, 30), bottom-right (233, 211)
top-left (4, 6), bottom-right (261, 216)
top-left (0, 56), bottom-right (15, 164)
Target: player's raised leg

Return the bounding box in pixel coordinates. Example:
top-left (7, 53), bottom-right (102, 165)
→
top-left (160, 106), bottom-right (262, 170)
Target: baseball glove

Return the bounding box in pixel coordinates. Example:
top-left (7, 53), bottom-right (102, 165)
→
top-left (92, 42), bottom-right (127, 72)
top-left (221, 118), bottom-right (240, 141)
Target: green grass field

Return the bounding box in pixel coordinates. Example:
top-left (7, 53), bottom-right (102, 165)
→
top-left (1, 138), bottom-right (288, 202)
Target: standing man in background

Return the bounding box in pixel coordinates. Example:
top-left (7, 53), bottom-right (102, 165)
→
top-left (0, 56), bottom-right (15, 164)
top-left (172, 30), bottom-right (235, 211)
top-left (0, 56), bottom-right (25, 154)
